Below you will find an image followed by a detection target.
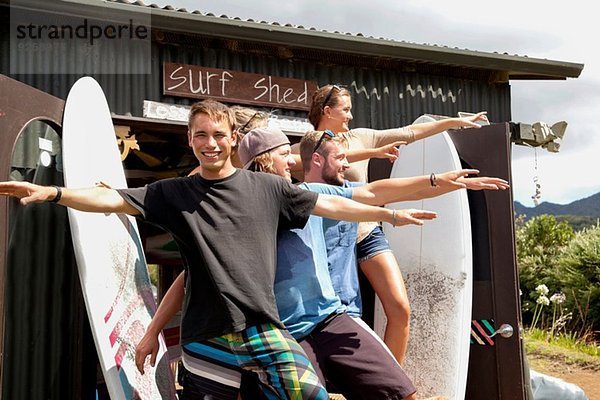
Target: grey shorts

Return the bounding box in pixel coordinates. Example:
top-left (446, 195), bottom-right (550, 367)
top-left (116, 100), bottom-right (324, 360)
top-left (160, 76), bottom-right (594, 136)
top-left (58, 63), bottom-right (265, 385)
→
top-left (299, 313), bottom-right (416, 399)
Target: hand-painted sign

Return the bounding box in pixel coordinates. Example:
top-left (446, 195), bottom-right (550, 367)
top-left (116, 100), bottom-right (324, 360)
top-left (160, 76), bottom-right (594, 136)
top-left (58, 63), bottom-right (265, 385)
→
top-left (163, 63), bottom-right (317, 111)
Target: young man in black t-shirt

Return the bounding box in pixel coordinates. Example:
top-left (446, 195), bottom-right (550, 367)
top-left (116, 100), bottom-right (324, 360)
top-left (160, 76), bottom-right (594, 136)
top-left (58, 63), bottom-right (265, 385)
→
top-left (0, 99), bottom-right (411, 400)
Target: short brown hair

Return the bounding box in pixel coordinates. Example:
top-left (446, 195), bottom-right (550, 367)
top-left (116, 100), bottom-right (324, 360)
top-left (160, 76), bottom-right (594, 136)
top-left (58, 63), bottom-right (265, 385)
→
top-left (188, 99), bottom-right (236, 132)
top-left (308, 85), bottom-right (351, 128)
top-left (299, 130), bottom-right (347, 173)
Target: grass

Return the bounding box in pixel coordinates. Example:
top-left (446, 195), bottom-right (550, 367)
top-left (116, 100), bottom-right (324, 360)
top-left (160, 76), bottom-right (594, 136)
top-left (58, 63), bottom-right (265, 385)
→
top-left (524, 328), bottom-right (600, 371)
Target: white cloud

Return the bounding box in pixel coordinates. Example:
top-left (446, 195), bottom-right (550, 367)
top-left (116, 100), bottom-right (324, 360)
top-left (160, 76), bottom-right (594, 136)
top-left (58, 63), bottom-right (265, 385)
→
top-left (512, 144), bottom-right (600, 205)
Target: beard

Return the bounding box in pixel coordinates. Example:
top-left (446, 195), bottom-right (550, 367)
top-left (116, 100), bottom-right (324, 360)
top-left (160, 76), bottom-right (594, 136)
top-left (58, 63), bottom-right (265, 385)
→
top-left (321, 164), bottom-right (345, 186)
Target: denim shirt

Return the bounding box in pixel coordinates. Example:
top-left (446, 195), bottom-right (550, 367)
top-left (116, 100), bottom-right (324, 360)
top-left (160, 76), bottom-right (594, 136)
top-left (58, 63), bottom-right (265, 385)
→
top-left (318, 180), bottom-right (364, 317)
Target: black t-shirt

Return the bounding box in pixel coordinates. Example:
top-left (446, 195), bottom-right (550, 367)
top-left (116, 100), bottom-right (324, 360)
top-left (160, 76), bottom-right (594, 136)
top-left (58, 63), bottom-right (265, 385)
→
top-left (118, 169), bottom-right (318, 343)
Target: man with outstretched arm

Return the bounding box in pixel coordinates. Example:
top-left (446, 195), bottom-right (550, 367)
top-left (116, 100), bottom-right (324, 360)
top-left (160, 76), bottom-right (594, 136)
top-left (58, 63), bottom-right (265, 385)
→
top-left (295, 129), bottom-right (507, 399)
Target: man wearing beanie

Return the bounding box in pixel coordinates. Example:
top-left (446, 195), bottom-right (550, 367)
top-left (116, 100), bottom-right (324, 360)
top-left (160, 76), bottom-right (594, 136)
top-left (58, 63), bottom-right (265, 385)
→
top-left (240, 127), bottom-right (423, 400)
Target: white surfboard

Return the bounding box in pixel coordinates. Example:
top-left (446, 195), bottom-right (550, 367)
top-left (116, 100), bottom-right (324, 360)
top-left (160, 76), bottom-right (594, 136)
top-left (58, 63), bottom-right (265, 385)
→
top-left (378, 115), bottom-right (472, 399)
top-left (62, 77), bottom-right (176, 399)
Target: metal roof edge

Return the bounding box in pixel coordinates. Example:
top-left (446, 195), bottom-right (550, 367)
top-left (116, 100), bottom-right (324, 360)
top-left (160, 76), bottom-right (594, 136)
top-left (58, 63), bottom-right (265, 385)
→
top-left (3, 0), bottom-right (584, 79)
top-left (149, 11), bottom-right (583, 79)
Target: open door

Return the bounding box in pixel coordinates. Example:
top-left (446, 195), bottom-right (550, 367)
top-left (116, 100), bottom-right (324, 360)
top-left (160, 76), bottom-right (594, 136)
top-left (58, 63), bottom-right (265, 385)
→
top-left (368, 122), bottom-right (527, 399)
top-left (449, 123), bottom-right (527, 400)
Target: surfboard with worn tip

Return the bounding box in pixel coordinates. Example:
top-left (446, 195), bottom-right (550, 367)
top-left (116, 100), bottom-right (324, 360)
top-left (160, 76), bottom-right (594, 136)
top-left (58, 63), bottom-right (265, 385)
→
top-left (378, 115), bottom-right (472, 399)
top-left (62, 76), bottom-right (176, 399)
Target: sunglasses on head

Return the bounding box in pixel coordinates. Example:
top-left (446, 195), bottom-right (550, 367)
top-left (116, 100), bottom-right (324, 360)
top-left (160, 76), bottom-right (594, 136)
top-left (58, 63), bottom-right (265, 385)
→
top-left (313, 129), bottom-right (336, 153)
top-left (322, 85), bottom-right (342, 108)
top-left (239, 112), bottom-right (260, 133)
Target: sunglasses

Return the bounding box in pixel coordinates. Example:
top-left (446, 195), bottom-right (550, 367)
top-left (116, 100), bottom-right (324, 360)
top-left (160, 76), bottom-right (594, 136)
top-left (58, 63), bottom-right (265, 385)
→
top-left (239, 111), bottom-right (260, 133)
top-left (313, 129), bottom-right (336, 153)
top-left (322, 85), bottom-right (342, 108)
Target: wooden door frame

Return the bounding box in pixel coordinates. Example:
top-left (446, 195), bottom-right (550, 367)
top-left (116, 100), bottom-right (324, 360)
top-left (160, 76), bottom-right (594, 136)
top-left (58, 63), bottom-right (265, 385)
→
top-left (450, 123), bottom-right (526, 400)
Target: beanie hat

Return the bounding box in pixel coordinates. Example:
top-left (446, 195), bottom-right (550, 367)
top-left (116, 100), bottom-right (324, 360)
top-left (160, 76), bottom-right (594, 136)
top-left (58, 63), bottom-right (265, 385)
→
top-left (238, 127), bottom-right (290, 169)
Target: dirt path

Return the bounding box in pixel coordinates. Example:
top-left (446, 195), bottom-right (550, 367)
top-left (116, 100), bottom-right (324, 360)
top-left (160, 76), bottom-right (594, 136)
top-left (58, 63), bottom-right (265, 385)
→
top-left (528, 354), bottom-right (600, 399)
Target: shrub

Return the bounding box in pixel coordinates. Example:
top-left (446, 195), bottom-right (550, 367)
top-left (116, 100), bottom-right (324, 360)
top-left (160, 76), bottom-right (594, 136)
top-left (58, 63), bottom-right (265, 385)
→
top-left (556, 225), bottom-right (600, 335)
top-left (516, 215), bottom-right (575, 325)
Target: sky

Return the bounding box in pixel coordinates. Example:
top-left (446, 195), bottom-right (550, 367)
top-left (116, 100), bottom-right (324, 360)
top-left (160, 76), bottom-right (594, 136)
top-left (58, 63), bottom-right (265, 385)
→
top-left (150, 0), bottom-right (599, 206)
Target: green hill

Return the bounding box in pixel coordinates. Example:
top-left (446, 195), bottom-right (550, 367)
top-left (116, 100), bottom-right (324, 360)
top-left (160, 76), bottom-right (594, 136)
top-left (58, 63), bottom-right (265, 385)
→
top-left (514, 192), bottom-right (600, 230)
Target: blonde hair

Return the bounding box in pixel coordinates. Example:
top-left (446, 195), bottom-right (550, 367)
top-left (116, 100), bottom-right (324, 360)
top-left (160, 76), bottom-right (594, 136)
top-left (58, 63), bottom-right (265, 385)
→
top-left (229, 106), bottom-right (270, 155)
top-left (299, 130), bottom-right (347, 173)
top-left (232, 106), bottom-right (269, 134)
top-left (248, 151), bottom-right (278, 175)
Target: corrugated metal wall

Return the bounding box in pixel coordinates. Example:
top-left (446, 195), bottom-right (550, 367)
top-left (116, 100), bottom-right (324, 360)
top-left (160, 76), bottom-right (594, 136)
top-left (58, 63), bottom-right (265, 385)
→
top-left (1, 7), bottom-right (512, 129)
top-left (1, 39), bottom-right (511, 126)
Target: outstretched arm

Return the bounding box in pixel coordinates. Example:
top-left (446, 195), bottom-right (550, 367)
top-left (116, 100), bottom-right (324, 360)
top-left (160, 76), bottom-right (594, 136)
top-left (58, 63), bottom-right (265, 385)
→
top-left (287, 145), bottom-right (404, 178)
top-left (0, 181), bottom-right (139, 215)
top-left (409, 112), bottom-right (488, 141)
top-left (312, 194), bottom-right (437, 226)
top-left (136, 271), bottom-right (185, 374)
top-left (459, 176), bottom-right (510, 191)
top-left (351, 169), bottom-right (480, 206)
top-left (401, 176), bottom-right (510, 201)
top-left (346, 141), bottom-right (406, 164)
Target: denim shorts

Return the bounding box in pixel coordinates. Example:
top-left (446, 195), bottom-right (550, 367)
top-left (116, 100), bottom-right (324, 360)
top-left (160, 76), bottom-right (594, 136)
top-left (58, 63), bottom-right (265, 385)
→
top-left (356, 224), bottom-right (392, 263)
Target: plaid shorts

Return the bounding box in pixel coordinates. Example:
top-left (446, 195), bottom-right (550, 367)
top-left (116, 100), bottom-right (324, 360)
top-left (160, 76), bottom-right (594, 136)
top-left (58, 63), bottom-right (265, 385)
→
top-left (181, 322), bottom-right (328, 400)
